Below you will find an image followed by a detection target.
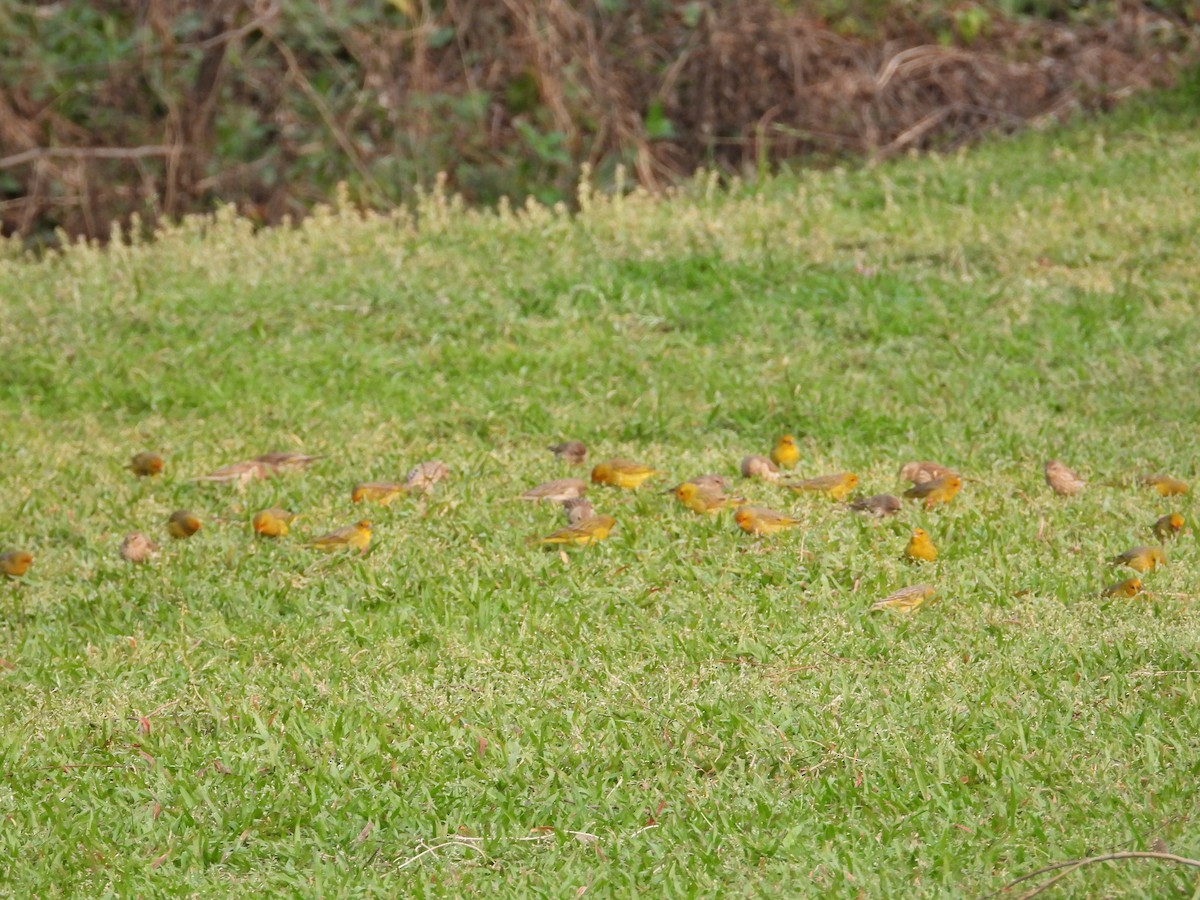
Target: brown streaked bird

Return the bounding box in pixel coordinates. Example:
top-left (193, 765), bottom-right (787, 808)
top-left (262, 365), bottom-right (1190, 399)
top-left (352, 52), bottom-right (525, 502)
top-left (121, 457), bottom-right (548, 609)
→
top-left (904, 528), bottom-right (938, 563)
top-left (520, 478), bottom-right (588, 503)
top-left (734, 506), bottom-right (802, 535)
top-left (1044, 459), bottom-right (1086, 496)
top-left (305, 520), bottom-right (372, 553)
top-left (898, 460), bottom-right (953, 486)
top-left (562, 496), bottom-right (596, 525)
top-left (549, 440), bottom-right (588, 465)
top-left (166, 510), bottom-right (202, 539)
top-left (352, 482), bottom-right (408, 505)
top-left (128, 452), bottom-right (164, 477)
top-left (531, 514), bottom-right (615, 547)
top-left (0, 550), bottom-right (33, 578)
top-left (849, 493), bottom-right (902, 518)
top-left (194, 452), bottom-right (320, 486)
top-left (871, 584), bottom-right (935, 613)
top-left (1103, 576), bottom-right (1143, 598)
top-left (1142, 474), bottom-right (1189, 497)
top-left (904, 474), bottom-right (963, 509)
top-left (591, 459), bottom-right (661, 490)
top-left (787, 472), bottom-right (859, 501)
top-left (1111, 545), bottom-right (1166, 573)
top-left (404, 460), bottom-right (450, 493)
top-left (255, 452), bottom-right (322, 472)
top-left (1152, 513), bottom-right (1185, 542)
top-left (252, 508), bottom-right (296, 538)
top-left (684, 473), bottom-right (733, 492)
top-left (119, 532), bottom-right (159, 563)
top-left (770, 435), bottom-right (800, 470)
top-left (740, 455), bottom-right (781, 482)
top-left (670, 481), bottom-right (747, 515)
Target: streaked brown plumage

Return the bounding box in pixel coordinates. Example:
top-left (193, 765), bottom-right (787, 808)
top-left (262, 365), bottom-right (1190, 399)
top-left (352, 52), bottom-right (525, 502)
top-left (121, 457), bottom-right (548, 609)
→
top-left (1111, 545), bottom-right (1165, 573)
top-left (119, 532), bottom-right (159, 563)
top-left (128, 452), bottom-right (164, 477)
top-left (903, 474), bottom-right (963, 509)
top-left (549, 441), bottom-right (588, 465)
top-left (849, 493), bottom-right (901, 518)
top-left (1044, 459), bottom-right (1086, 496)
top-left (562, 496), bottom-right (596, 524)
top-left (166, 510), bottom-right (202, 539)
top-left (740, 455), bottom-right (781, 482)
top-left (404, 460), bottom-right (450, 493)
top-left (684, 473), bottom-right (733, 492)
top-left (898, 460), bottom-right (953, 486)
top-left (520, 478), bottom-right (588, 502)
top-left (1152, 513), bottom-right (1184, 542)
top-left (0, 550), bottom-right (33, 578)
top-left (195, 451), bottom-right (319, 486)
top-left (871, 584), bottom-right (935, 613)
top-left (787, 472), bottom-right (859, 501)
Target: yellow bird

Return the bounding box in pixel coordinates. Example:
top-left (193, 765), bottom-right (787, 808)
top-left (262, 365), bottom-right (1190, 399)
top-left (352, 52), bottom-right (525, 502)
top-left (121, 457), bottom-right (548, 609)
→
top-left (119, 532), bottom-right (160, 563)
top-left (904, 528), bottom-right (938, 563)
top-left (898, 460), bottom-right (952, 486)
top-left (849, 493), bottom-right (901, 518)
top-left (1152, 513), bottom-right (1184, 542)
top-left (734, 506), bottom-right (802, 535)
top-left (352, 482), bottom-right (408, 505)
top-left (128, 452), bottom-right (164, 477)
top-left (739, 455), bottom-right (780, 482)
top-left (562, 497), bottom-right (596, 525)
top-left (305, 520), bottom-right (372, 553)
top-left (548, 440), bottom-right (588, 465)
top-left (252, 508), bottom-right (296, 538)
top-left (1103, 576), bottom-right (1143, 598)
top-left (770, 435), bottom-right (800, 470)
top-left (1044, 459), bottom-right (1086, 496)
top-left (166, 510), bottom-right (202, 539)
top-left (1111, 545), bottom-right (1165, 573)
top-left (591, 459), bottom-right (661, 490)
top-left (405, 460), bottom-right (450, 493)
top-left (787, 472), bottom-right (859, 501)
top-left (0, 550), bottom-right (33, 578)
top-left (532, 514), bottom-right (616, 546)
top-left (670, 481), bottom-right (746, 515)
top-left (871, 584), bottom-right (935, 613)
top-left (1143, 474), bottom-right (1189, 497)
top-left (520, 478), bottom-right (588, 502)
top-left (904, 474), bottom-right (962, 509)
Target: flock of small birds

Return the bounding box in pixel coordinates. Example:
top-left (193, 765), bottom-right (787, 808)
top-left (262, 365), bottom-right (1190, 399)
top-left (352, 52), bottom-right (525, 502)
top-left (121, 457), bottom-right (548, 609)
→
top-left (0, 436), bottom-right (1190, 612)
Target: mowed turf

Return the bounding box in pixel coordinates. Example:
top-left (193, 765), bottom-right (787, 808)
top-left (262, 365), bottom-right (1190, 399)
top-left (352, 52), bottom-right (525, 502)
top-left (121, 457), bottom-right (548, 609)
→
top-left (2, 85), bottom-right (1200, 896)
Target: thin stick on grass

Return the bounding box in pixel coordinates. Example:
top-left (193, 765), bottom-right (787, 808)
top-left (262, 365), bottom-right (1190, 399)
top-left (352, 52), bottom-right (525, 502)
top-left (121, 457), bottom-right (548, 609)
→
top-left (985, 851), bottom-right (1200, 900)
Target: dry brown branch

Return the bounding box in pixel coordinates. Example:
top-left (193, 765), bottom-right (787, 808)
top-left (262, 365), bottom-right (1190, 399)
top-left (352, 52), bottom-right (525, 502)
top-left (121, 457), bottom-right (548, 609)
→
top-left (985, 851), bottom-right (1200, 900)
top-left (0, 145), bottom-right (179, 170)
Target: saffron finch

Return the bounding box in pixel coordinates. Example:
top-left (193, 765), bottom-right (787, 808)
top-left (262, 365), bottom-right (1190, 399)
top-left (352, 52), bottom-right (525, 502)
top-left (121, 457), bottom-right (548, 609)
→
top-left (128, 452), bottom-right (164, 477)
top-left (787, 472), bottom-right (859, 501)
top-left (166, 510), bottom-right (202, 539)
top-left (871, 584), bottom-right (935, 613)
top-left (904, 528), bottom-right (938, 563)
top-left (352, 482), bottom-right (408, 505)
top-left (0, 550), bottom-right (33, 578)
top-left (898, 460), bottom-right (953, 486)
top-left (770, 435), bottom-right (800, 470)
top-left (740, 455), bottom-right (781, 482)
top-left (1111, 545), bottom-right (1165, 573)
top-left (1152, 513), bottom-right (1184, 542)
top-left (549, 440), bottom-right (588, 465)
top-left (562, 497), bottom-right (596, 524)
top-left (520, 478), bottom-right (588, 502)
top-left (1044, 459), bottom-right (1086, 496)
top-left (305, 520), bottom-right (372, 553)
top-left (405, 460), bottom-right (450, 493)
top-left (119, 532), bottom-right (159, 563)
top-left (1104, 576), bottom-right (1143, 598)
top-left (734, 506), bottom-right (802, 535)
top-left (252, 508), bottom-right (296, 538)
top-left (903, 474), bottom-right (962, 509)
top-left (591, 459), bottom-right (661, 490)
top-left (849, 493), bottom-right (901, 518)
top-left (670, 481), bottom-right (746, 515)
top-left (1143, 474), bottom-right (1189, 497)
top-left (531, 514), bottom-right (615, 546)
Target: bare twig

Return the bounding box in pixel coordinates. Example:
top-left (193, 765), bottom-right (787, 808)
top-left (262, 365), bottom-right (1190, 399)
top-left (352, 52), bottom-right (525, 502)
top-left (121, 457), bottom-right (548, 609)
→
top-left (0, 146), bottom-right (179, 170)
top-left (985, 852), bottom-right (1200, 900)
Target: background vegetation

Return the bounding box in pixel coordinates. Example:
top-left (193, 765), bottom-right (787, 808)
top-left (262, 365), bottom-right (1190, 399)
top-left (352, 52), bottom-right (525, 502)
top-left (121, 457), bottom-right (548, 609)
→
top-left (1, 79), bottom-right (1199, 894)
top-left (1, 0), bottom-right (1197, 244)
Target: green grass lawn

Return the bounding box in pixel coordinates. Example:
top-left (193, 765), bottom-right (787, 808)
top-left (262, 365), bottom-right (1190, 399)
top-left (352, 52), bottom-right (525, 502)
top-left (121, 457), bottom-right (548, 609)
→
top-left (2, 81), bottom-right (1200, 897)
